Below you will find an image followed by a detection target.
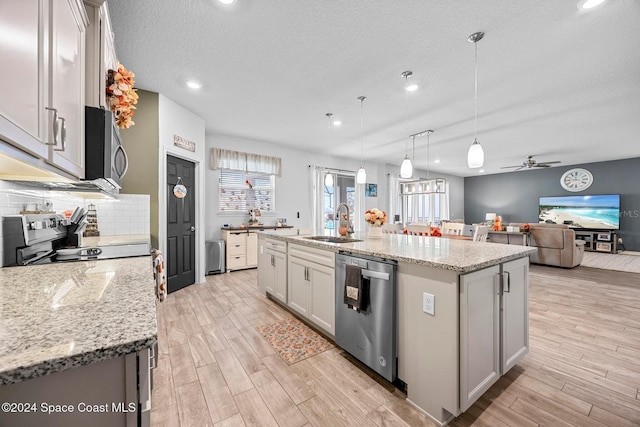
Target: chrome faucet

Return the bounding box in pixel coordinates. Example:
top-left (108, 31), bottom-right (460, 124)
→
top-left (335, 203), bottom-right (354, 236)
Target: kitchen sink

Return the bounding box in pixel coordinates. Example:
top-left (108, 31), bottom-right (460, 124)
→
top-left (304, 236), bottom-right (363, 243)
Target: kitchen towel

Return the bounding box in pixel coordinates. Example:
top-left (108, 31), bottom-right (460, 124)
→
top-left (152, 249), bottom-right (166, 302)
top-left (344, 264), bottom-right (365, 311)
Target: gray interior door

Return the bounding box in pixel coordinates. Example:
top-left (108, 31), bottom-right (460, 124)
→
top-left (167, 155), bottom-right (196, 293)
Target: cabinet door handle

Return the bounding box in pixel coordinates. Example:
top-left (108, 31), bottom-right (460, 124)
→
top-left (271, 254), bottom-right (274, 266)
top-left (503, 271), bottom-right (511, 293)
top-left (45, 107), bottom-right (59, 146)
top-left (55, 117), bottom-right (66, 152)
top-left (495, 273), bottom-right (502, 295)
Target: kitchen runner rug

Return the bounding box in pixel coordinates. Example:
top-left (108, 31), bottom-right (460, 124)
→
top-left (256, 317), bottom-right (334, 364)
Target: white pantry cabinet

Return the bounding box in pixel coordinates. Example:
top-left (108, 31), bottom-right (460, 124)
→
top-left (0, 0), bottom-right (87, 178)
top-left (287, 243), bottom-right (335, 336)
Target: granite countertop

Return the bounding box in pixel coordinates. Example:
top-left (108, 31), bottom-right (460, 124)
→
top-left (81, 234), bottom-right (151, 246)
top-left (260, 232), bottom-right (537, 273)
top-left (222, 225), bottom-right (294, 231)
top-left (0, 257), bottom-right (157, 385)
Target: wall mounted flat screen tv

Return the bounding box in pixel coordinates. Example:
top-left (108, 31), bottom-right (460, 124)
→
top-left (539, 194), bottom-right (620, 230)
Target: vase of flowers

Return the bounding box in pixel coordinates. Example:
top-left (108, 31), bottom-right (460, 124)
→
top-left (365, 208), bottom-right (387, 239)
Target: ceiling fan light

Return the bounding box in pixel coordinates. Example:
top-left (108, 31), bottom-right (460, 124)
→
top-left (467, 139), bottom-right (484, 168)
top-left (400, 156), bottom-right (413, 178)
top-left (356, 166), bottom-right (367, 184)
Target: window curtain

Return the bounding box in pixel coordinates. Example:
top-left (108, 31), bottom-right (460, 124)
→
top-left (354, 183), bottom-right (365, 233)
top-left (211, 148), bottom-right (282, 176)
top-left (387, 173), bottom-right (400, 223)
top-left (309, 165), bottom-right (324, 234)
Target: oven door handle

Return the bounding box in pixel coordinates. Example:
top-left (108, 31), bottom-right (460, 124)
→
top-left (361, 269), bottom-right (390, 281)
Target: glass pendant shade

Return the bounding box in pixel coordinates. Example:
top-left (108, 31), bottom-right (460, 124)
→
top-left (467, 139), bottom-right (484, 168)
top-left (356, 166), bottom-right (366, 184)
top-left (324, 173), bottom-right (333, 186)
top-left (400, 156), bottom-right (413, 178)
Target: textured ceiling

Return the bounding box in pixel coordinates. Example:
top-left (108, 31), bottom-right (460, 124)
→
top-left (107, 0), bottom-right (640, 177)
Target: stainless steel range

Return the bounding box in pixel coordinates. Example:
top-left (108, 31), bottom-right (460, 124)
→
top-left (2, 213), bottom-right (150, 266)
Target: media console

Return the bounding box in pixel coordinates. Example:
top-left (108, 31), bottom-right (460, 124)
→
top-left (574, 230), bottom-right (618, 254)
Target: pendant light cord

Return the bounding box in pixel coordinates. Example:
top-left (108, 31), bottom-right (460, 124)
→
top-left (359, 97), bottom-right (365, 166)
top-left (474, 40), bottom-right (478, 141)
top-left (426, 132), bottom-right (430, 180)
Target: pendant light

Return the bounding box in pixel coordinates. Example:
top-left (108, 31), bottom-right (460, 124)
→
top-left (400, 135), bottom-right (414, 178)
top-left (324, 113), bottom-right (334, 187)
top-left (400, 71), bottom-right (414, 178)
top-left (356, 96), bottom-right (367, 184)
top-left (467, 32), bottom-right (485, 169)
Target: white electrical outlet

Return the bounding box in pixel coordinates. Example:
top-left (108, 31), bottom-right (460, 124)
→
top-left (423, 292), bottom-right (435, 315)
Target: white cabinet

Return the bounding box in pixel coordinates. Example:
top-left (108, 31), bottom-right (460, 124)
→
top-left (222, 230), bottom-right (258, 271)
top-left (48, 0), bottom-right (86, 178)
top-left (258, 236), bottom-right (287, 303)
top-left (247, 232), bottom-right (258, 266)
top-left (287, 244), bottom-right (335, 336)
top-left (0, 0), bottom-right (46, 158)
top-left (0, 0), bottom-right (87, 178)
top-left (459, 258), bottom-right (529, 411)
top-left (84, 0), bottom-right (117, 109)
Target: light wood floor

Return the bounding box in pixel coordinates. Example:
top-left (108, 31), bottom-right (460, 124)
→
top-left (151, 265), bottom-right (640, 426)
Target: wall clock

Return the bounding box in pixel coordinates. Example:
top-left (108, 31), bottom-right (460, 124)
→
top-left (560, 168), bottom-right (593, 192)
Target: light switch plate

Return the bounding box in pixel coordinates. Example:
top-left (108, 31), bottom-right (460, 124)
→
top-left (423, 292), bottom-right (435, 315)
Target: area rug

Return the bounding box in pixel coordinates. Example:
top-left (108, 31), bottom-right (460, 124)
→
top-left (256, 317), bottom-right (334, 364)
top-left (580, 252), bottom-right (640, 273)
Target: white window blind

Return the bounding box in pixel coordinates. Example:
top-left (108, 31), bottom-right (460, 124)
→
top-left (219, 171), bottom-right (276, 213)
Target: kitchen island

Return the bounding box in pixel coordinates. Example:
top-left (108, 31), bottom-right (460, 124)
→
top-left (0, 256), bottom-right (157, 427)
top-left (258, 232), bottom-right (536, 425)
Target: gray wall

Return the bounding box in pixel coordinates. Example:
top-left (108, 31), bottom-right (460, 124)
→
top-left (464, 157), bottom-right (640, 251)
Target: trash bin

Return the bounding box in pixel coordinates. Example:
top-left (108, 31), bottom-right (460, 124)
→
top-left (205, 240), bottom-right (225, 275)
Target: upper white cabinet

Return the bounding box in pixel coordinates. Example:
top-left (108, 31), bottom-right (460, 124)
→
top-left (0, 0), bottom-right (87, 178)
top-left (0, 0), bottom-right (48, 159)
top-left (84, 0), bottom-right (117, 108)
top-left (48, 0), bottom-right (87, 178)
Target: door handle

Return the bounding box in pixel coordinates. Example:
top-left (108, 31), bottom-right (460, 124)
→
top-left (113, 145), bottom-right (129, 178)
top-left (55, 117), bottom-right (66, 152)
top-left (361, 269), bottom-right (390, 281)
top-left (503, 271), bottom-right (511, 293)
top-left (45, 107), bottom-right (59, 146)
top-left (271, 254), bottom-right (274, 266)
top-left (496, 273), bottom-right (503, 295)
top-left (190, 226), bottom-right (196, 232)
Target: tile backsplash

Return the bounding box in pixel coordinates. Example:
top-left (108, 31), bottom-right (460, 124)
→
top-left (0, 180), bottom-right (150, 264)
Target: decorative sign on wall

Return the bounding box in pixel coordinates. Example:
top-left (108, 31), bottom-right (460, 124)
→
top-left (365, 183), bottom-right (378, 197)
top-left (173, 135), bottom-right (196, 152)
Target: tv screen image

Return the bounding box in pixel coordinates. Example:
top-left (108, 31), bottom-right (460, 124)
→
top-left (538, 194), bottom-right (620, 230)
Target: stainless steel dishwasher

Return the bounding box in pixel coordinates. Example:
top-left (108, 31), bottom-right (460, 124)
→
top-left (335, 251), bottom-right (397, 382)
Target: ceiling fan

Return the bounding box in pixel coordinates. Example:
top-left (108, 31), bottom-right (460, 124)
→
top-left (501, 155), bottom-right (561, 171)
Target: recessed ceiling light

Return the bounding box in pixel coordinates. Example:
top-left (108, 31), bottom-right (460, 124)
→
top-left (217, 0), bottom-right (235, 4)
top-left (186, 80), bottom-right (202, 89)
top-left (578, 0), bottom-right (606, 10)
top-left (332, 120), bottom-right (342, 126)
top-left (434, 159), bottom-right (441, 164)
top-left (479, 169), bottom-right (485, 173)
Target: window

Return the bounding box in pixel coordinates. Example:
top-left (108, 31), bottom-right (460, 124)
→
top-left (323, 172), bottom-right (355, 233)
top-left (219, 171), bottom-right (275, 213)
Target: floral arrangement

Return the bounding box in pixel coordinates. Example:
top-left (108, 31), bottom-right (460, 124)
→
top-left (248, 208), bottom-right (261, 225)
top-left (365, 208), bottom-right (387, 226)
top-left (106, 63), bottom-right (139, 129)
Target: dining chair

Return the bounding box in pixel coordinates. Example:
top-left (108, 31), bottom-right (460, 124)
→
top-left (442, 223), bottom-right (465, 236)
top-left (473, 225), bottom-right (490, 242)
top-left (406, 224), bottom-right (431, 236)
top-left (382, 223), bottom-right (403, 234)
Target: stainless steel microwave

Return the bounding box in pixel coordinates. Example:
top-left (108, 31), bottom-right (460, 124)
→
top-left (84, 106), bottom-right (128, 189)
